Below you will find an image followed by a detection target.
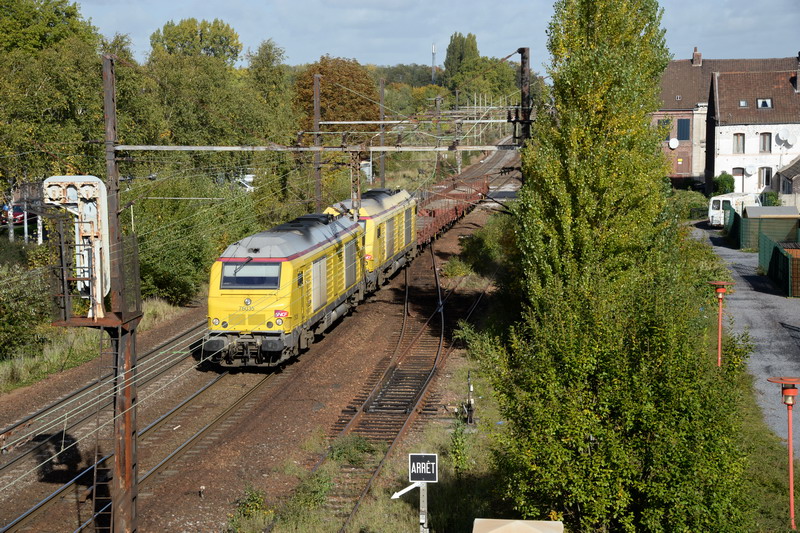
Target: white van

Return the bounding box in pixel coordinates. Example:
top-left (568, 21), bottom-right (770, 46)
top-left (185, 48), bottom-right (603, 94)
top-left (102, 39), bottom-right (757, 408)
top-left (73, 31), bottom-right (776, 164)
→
top-left (707, 193), bottom-right (761, 227)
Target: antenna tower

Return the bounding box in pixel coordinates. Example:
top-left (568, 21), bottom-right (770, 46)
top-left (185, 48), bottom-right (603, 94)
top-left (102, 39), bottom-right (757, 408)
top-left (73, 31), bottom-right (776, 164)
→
top-left (431, 43), bottom-right (436, 83)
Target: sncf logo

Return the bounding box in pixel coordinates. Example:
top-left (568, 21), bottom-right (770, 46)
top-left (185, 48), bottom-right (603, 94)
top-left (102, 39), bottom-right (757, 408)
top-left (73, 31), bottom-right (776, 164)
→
top-left (365, 254), bottom-right (373, 260)
top-left (274, 310), bottom-right (289, 318)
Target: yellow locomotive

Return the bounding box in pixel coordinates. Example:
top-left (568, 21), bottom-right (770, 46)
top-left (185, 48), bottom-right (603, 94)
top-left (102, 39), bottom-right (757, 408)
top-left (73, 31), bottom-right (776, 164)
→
top-left (326, 189), bottom-right (417, 292)
top-left (204, 189), bottom-right (417, 367)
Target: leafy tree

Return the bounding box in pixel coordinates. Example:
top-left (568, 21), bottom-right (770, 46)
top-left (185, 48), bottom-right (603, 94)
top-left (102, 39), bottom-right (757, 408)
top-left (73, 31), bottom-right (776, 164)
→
top-left (124, 174), bottom-right (259, 305)
top-left (488, 0), bottom-right (749, 530)
top-left (0, 35), bottom-right (104, 189)
top-left (369, 63), bottom-right (434, 87)
top-left (442, 32), bottom-right (479, 90)
top-left (450, 56), bottom-right (517, 103)
top-left (0, 0), bottom-right (96, 53)
top-left (0, 0), bottom-right (102, 194)
top-left (245, 39), bottom-right (297, 143)
top-left (293, 55), bottom-right (379, 136)
top-left (149, 18), bottom-right (242, 66)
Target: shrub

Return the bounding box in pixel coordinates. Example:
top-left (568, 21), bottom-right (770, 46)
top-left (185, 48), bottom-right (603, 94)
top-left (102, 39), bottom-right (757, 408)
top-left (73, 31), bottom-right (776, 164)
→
top-left (667, 189), bottom-right (708, 220)
top-left (0, 263), bottom-right (52, 360)
top-left (762, 190), bottom-right (780, 206)
top-left (715, 172), bottom-right (735, 194)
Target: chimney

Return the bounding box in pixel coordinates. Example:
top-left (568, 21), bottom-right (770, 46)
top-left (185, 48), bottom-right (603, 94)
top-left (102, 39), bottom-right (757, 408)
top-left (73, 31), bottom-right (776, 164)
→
top-left (692, 47), bottom-right (702, 66)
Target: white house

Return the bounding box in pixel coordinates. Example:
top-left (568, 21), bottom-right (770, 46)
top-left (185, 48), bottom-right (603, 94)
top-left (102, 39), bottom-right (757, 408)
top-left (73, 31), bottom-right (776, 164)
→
top-left (656, 48), bottom-right (797, 192)
top-left (706, 67), bottom-right (800, 195)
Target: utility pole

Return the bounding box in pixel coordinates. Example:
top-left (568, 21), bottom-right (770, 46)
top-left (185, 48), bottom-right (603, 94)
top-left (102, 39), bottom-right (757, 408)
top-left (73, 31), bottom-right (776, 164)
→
top-left (518, 47), bottom-right (532, 144)
top-left (103, 54), bottom-right (141, 533)
top-left (379, 79), bottom-right (386, 187)
top-left (313, 74), bottom-right (322, 211)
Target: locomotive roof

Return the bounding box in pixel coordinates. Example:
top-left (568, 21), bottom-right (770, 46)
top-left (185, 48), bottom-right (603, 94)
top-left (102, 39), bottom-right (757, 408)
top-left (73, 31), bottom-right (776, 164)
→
top-left (327, 188), bottom-right (414, 219)
top-left (219, 213), bottom-right (360, 261)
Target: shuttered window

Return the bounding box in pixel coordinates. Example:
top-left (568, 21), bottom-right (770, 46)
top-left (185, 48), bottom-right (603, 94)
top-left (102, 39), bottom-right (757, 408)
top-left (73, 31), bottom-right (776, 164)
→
top-left (677, 119), bottom-right (690, 141)
top-left (385, 218), bottom-right (395, 259)
top-left (344, 239), bottom-right (356, 288)
top-left (312, 257), bottom-right (327, 311)
top-left (404, 208), bottom-right (412, 246)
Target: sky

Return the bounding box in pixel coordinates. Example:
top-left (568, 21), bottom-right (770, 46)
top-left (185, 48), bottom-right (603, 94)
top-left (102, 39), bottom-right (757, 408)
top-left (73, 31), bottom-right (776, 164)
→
top-left (76, 0), bottom-right (800, 69)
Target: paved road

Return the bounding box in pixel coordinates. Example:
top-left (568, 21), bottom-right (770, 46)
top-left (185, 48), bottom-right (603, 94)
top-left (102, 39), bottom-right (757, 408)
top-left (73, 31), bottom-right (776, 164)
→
top-left (695, 222), bottom-right (800, 448)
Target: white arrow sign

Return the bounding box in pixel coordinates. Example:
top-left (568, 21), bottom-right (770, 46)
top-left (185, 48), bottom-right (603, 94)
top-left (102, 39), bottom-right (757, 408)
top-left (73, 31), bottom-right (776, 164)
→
top-left (391, 481), bottom-right (422, 499)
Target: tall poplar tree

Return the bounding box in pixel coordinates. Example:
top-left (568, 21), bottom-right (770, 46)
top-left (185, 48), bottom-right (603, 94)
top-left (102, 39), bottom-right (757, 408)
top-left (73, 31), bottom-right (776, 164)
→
top-left (442, 32), bottom-right (479, 90)
top-left (488, 1), bottom-right (750, 530)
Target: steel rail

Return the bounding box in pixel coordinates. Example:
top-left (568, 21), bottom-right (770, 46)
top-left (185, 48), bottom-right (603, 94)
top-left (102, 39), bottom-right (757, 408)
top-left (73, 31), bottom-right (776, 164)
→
top-left (0, 320), bottom-right (206, 445)
top-left (0, 321), bottom-right (207, 483)
top-left (1, 371), bottom-right (231, 532)
top-left (138, 372), bottom-right (272, 484)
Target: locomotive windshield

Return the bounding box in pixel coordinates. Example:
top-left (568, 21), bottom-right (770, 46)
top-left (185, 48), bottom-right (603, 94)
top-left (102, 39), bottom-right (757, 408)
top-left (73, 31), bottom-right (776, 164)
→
top-left (221, 262), bottom-right (280, 289)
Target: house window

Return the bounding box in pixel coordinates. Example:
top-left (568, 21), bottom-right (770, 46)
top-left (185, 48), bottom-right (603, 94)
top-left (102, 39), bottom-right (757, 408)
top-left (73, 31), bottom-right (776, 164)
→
top-left (733, 133), bottom-right (745, 154)
top-left (677, 119), bottom-right (690, 141)
top-left (739, 100), bottom-right (748, 107)
top-left (783, 177), bottom-right (793, 194)
top-left (759, 167), bottom-right (773, 188)
top-left (757, 98), bottom-right (773, 109)
top-left (760, 132), bottom-right (772, 153)
top-left (675, 95), bottom-right (682, 101)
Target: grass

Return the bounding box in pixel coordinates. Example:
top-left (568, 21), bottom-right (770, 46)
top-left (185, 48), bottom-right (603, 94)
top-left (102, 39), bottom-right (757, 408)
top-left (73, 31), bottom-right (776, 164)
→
top-left (0, 296), bottom-right (192, 394)
top-left (738, 371), bottom-right (797, 532)
top-left (441, 256), bottom-right (473, 278)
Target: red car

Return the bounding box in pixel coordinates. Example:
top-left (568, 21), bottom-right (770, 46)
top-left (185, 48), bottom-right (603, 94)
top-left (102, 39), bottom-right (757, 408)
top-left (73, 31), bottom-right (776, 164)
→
top-left (2, 205), bottom-right (26, 224)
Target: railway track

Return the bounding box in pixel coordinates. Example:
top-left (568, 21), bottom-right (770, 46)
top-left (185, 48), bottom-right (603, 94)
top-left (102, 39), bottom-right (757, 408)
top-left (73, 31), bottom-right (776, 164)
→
top-left (1, 148), bottom-right (518, 531)
top-left (304, 239), bottom-right (489, 531)
top-left (0, 320), bottom-right (208, 528)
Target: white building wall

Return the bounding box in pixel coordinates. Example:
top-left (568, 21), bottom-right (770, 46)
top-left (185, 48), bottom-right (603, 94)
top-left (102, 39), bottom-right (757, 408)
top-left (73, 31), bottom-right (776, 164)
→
top-left (691, 104), bottom-right (708, 177)
top-left (714, 123), bottom-right (800, 193)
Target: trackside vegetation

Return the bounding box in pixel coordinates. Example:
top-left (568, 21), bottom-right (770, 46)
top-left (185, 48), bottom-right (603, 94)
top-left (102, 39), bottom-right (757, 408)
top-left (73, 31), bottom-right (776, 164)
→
top-left (455, 1), bottom-right (754, 530)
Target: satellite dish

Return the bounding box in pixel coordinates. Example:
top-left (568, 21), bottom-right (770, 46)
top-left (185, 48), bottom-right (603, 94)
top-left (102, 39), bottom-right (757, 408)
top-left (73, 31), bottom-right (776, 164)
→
top-left (668, 138), bottom-right (679, 150)
top-left (778, 129), bottom-right (790, 142)
top-left (746, 165), bottom-right (756, 175)
top-left (787, 134), bottom-right (797, 147)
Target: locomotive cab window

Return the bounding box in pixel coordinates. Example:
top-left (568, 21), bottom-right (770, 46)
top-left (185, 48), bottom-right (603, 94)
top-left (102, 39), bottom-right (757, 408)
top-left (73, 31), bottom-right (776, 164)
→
top-left (221, 262), bottom-right (280, 289)
top-left (297, 271), bottom-right (304, 287)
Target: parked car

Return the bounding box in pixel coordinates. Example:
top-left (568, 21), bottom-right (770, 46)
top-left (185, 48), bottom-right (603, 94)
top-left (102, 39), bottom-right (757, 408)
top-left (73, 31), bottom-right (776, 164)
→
top-left (1, 205), bottom-right (27, 224)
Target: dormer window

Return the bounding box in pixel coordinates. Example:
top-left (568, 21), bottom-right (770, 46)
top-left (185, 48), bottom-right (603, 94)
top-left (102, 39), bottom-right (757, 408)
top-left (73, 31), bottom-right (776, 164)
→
top-left (739, 100), bottom-right (748, 107)
top-left (675, 95), bottom-right (682, 101)
top-left (757, 98), bottom-right (773, 109)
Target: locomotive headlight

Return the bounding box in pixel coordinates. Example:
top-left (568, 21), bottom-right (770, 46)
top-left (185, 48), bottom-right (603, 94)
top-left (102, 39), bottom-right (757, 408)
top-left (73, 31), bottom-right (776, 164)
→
top-left (221, 321), bottom-right (228, 328)
top-left (212, 318), bottom-right (220, 326)
top-left (267, 321), bottom-right (274, 328)
top-left (275, 318), bottom-right (283, 326)
top-left (244, 298), bottom-right (252, 306)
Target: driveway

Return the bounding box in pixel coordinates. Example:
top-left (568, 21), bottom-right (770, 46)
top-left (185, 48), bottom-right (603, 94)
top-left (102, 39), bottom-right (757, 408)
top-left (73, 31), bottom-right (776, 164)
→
top-left (695, 222), bottom-right (800, 448)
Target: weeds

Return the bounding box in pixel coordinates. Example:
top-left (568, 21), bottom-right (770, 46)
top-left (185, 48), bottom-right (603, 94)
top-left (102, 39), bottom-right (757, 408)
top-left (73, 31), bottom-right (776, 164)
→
top-left (448, 419), bottom-right (468, 478)
top-left (279, 469), bottom-right (333, 522)
top-left (227, 485), bottom-right (274, 532)
top-left (441, 256), bottom-right (473, 278)
top-left (330, 434), bottom-right (375, 467)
